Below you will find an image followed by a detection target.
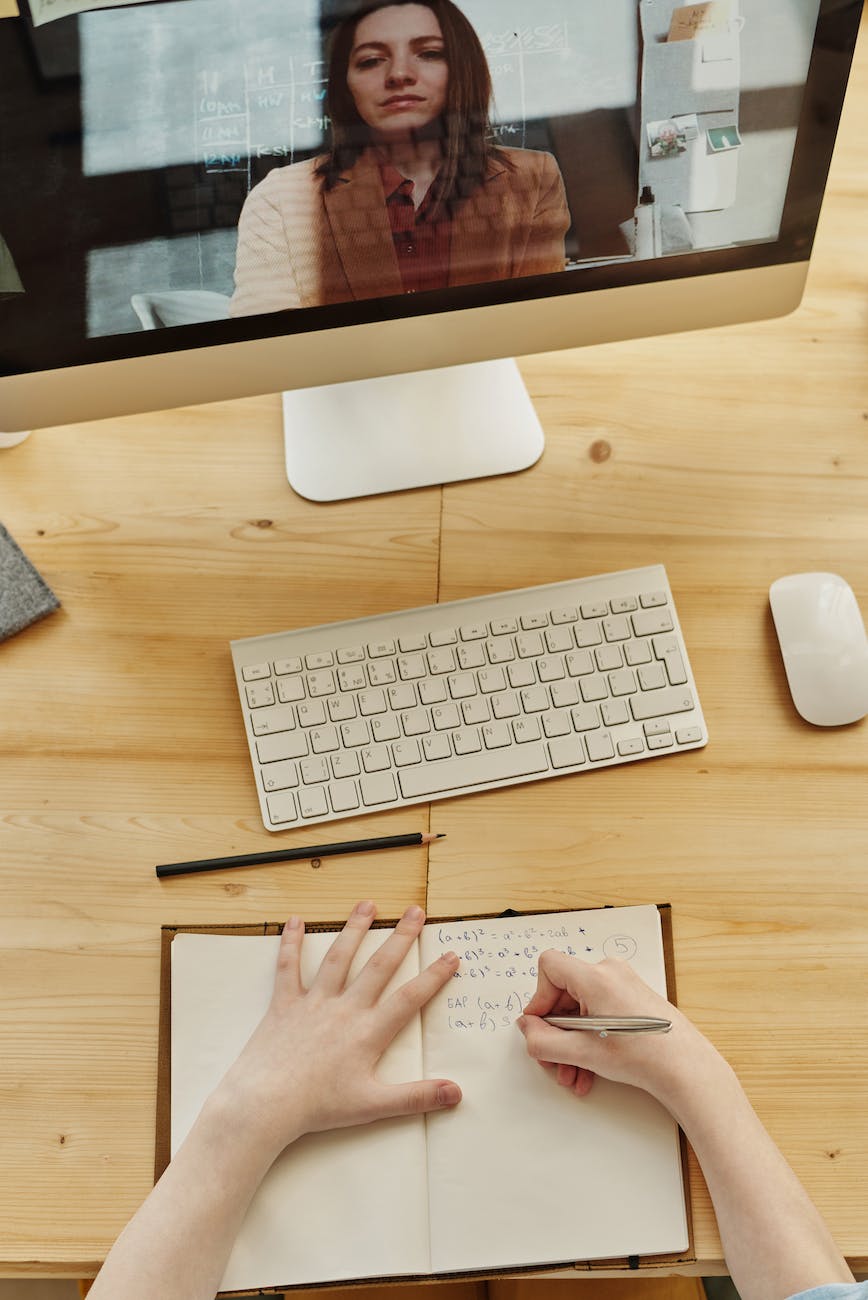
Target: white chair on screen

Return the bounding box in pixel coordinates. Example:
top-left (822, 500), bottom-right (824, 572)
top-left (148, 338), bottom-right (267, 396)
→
top-left (130, 290), bottom-right (231, 330)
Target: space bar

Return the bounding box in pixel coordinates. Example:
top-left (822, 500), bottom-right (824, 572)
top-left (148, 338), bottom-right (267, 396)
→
top-left (398, 744), bottom-right (550, 799)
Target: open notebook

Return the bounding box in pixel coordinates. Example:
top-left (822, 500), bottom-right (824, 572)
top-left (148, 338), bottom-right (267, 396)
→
top-left (162, 903), bottom-right (689, 1294)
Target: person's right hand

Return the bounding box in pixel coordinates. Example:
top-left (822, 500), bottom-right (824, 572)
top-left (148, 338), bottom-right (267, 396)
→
top-left (517, 950), bottom-right (725, 1111)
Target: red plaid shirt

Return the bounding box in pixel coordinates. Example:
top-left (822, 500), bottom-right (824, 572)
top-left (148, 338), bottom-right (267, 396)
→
top-left (380, 162), bottom-right (451, 294)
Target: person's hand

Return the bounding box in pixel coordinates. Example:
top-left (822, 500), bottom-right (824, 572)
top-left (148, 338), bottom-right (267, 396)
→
top-left (517, 950), bottom-right (725, 1112)
top-left (210, 901), bottom-right (462, 1162)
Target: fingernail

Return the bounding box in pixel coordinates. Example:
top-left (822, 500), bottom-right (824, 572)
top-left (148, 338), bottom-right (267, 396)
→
top-left (285, 915), bottom-right (302, 931)
top-left (403, 904), bottom-right (424, 922)
top-left (355, 900), bottom-right (376, 916)
top-left (442, 950), bottom-right (459, 966)
top-left (437, 1083), bottom-right (461, 1107)
top-left (516, 1016), bottom-right (527, 1033)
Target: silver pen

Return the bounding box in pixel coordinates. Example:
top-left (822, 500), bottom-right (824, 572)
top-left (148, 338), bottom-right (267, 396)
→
top-left (542, 1015), bottom-right (672, 1038)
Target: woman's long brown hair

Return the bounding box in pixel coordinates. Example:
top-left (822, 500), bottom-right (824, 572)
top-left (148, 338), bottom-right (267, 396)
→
top-left (314, 0), bottom-right (510, 216)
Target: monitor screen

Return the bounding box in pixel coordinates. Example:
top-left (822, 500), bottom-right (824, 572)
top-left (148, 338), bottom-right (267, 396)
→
top-left (0, 0), bottom-right (862, 427)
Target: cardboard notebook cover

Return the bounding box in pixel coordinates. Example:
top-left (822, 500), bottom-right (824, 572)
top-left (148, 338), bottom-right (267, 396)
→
top-left (156, 904), bottom-right (693, 1294)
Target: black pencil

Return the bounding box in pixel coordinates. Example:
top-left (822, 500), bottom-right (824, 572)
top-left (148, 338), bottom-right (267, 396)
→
top-left (155, 831), bottom-right (444, 879)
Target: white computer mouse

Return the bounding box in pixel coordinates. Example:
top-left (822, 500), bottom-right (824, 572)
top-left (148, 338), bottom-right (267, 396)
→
top-left (769, 573), bottom-right (868, 727)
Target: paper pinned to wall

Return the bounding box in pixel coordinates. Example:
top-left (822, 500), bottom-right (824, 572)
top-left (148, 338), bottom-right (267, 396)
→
top-left (688, 138), bottom-right (739, 211)
top-left (28, 0), bottom-right (150, 25)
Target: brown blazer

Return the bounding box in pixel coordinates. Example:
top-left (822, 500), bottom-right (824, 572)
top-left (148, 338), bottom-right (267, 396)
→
top-left (228, 147), bottom-right (571, 317)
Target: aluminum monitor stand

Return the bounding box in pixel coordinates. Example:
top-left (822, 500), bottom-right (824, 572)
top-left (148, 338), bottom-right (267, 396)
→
top-left (283, 358), bottom-right (544, 502)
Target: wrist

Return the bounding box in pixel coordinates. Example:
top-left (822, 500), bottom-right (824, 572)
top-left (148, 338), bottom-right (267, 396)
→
top-left (197, 1085), bottom-right (302, 1174)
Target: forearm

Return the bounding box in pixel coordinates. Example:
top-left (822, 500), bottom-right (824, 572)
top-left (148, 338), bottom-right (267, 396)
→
top-left (88, 1095), bottom-right (278, 1300)
top-left (667, 1056), bottom-right (853, 1300)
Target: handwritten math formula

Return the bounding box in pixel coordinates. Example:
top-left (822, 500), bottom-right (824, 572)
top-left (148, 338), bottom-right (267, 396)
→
top-left (428, 916), bottom-right (639, 1035)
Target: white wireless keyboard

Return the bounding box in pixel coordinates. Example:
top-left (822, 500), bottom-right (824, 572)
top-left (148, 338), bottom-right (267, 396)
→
top-left (230, 564), bottom-right (708, 832)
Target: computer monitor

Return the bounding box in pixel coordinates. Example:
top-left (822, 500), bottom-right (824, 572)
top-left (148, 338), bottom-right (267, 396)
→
top-left (0, 0), bottom-right (862, 499)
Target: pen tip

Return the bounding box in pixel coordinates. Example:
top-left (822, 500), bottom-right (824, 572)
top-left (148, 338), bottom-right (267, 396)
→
top-left (436, 833), bottom-right (446, 838)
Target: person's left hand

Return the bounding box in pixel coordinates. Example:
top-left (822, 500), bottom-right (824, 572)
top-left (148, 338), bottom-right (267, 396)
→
top-left (209, 900), bottom-right (462, 1163)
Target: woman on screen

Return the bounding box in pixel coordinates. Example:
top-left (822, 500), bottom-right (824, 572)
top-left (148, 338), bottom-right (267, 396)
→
top-left (228, 0), bottom-right (571, 316)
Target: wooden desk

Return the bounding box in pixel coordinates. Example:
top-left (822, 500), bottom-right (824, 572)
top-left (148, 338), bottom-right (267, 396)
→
top-left (1, 19), bottom-right (867, 1284)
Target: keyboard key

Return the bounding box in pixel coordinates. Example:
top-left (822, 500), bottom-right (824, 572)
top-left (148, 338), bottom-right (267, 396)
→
top-left (311, 725), bottom-right (339, 754)
top-left (489, 617), bottom-right (517, 636)
top-left (482, 721), bottom-right (511, 749)
top-left (487, 637), bottom-right (515, 664)
top-left (638, 662), bottom-right (667, 692)
top-left (603, 615), bottom-right (630, 642)
top-left (507, 660), bottom-right (536, 689)
top-left (580, 676), bottom-right (608, 703)
top-left (307, 670), bottom-right (336, 697)
top-left (459, 622), bottom-right (488, 641)
top-left (513, 716), bottom-right (541, 743)
top-left (520, 612), bottom-right (548, 630)
top-left (257, 731), bottom-right (308, 764)
top-left (398, 634), bottom-right (427, 653)
top-left (648, 733), bottom-right (675, 750)
top-left (401, 707), bottom-right (431, 736)
top-left (644, 719), bottom-right (671, 737)
top-left (370, 713), bottom-right (400, 743)
top-left (274, 657), bottom-right (303, 675)
top-left (586, 731), bottom-right (615, 762)
top-left (246, 681), bottom-right (275, 708)
top-left (330, 780), bottom-right (360, 812)
top-left (360, 772), bottom-right (398, 805)
top-left (419, 679), bottom-right (448, 705)
top-left (448, 673), bottom-right (477, 700)
top-left (478, 667), bottom-right (506, 694)
top-left (676, 726), bottom-right (703, 744)
top-left (516, 631), bottom-right (544, 658)
top-left (571, 704), bottom-right (599, 732)
top-left (299, 786), bottom-right (329, 818)
top-left (261, 760), bottom-right (298, 792)
top-left (630, 687), bottom-right (695, 722)
top-left (595, 644), bottom-right (622, 672)
top-left (300, 757), bottom-right (329, 784)
top-left (331, 752), bottom-right (360, 779)
top-left (422, 732), bottom-right (452, 760)
top-left (328, 695), bottom-right (357, 722)
top-left (542, 710), bottom-right (572, 738)
top-left (639, 590), bottom-right (668, 608)
top-left (457, 642), bottom-right (487, 670)
top-left (521, 686), bottom-right (548, 714)
top-left (548, 735), bottom-right (586, 768)
top-left (428, 647), bottom-right (457, 675)
top-left (618, 737), bottom-right (645, 756)
top-left (550, 606), bottom-right (578, 624)
top-left (453, 727), bottom-right (482, 755)
top-left (338, 665), bottom-right (366, 692)
top-left (305, 651), bottom-right (334, 670)
top-left (398, 654), bottom-right (426, 681)
top-left (537, 656), bottom-right (566, 682)
top-left (610, 596), bottom-right (638, 614)
top-left (242, 662), bottom-right (271, 682)
top-left (550, 680), bottom-right (579, 708)
top-left (625, 640), bottom-right (653, 666)
top-left (608, 669), bottom-right (637, 697)
top-left (575, 623), bottom-right (603, 648)
top-left (251, 703), bottom-right (297, 736)
top-left (492, 692), bottom-right (519, 720)
top-left (266, 791), bottom-right (298, 824)
top-left (341, 719), bottom-right (371, 747)
top-left (429, 628), bottom-right (457, 647)
top-left (277, 677), bottom-right (305, 704)
top-left (336, 645), bottom-right (364, 664)
top-left (297, 700), bottom-right (327, 727)
top-left (601, 699), bottom-right (630, 727)
top-left (632, 609), bottom-right (674, 638)
top-left (397, 743), bottom-right (549, 798)
top-left (368, 660), bottom-right (397, 687)
top-left (433, 703), bottom-right (461, 731)
top-left (358, 690), bottom-right (387, 716)
top-left (461, 697), bottom-right (490, 726)
top-left (581, 602), bottom-right (608, 619)
top-left (545, 627), bottom-right (574, 654)
top-left (393, 739), bottom-right (422, 766)
top-left (368, 639), bottom-right (396, 658)
top-left (361, 744), bottom-right (391, 773)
